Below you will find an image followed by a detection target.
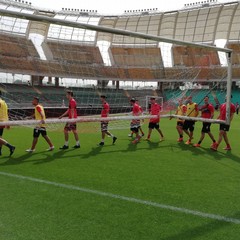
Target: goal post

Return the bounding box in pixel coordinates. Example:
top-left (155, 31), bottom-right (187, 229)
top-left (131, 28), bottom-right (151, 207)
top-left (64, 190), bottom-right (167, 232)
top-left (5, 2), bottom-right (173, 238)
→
top-left (0, 8), bottom-right (233, 128)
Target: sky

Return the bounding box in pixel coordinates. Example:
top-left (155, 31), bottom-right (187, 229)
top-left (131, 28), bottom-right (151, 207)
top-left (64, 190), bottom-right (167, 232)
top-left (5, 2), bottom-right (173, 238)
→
top-left (29, 0), bottom-right (234, 15)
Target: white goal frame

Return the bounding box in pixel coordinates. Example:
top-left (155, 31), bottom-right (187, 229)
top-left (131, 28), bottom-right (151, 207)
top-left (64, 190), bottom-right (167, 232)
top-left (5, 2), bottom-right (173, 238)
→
top-left (0, 8), bottom-right (233, 125)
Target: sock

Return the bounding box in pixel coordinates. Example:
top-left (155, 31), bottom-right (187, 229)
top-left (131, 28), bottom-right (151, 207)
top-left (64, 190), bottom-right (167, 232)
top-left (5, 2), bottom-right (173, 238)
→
top-left (76, 141), bottom-right (80, 146)
top-left (65, 141), bottom-right (68, 146)
top-left (6, 143), bottom-right (13, 149)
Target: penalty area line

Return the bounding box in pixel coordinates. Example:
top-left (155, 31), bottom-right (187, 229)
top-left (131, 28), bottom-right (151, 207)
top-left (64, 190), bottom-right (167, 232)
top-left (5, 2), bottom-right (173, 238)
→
top-left (0, 171), bottom-right (240, 224)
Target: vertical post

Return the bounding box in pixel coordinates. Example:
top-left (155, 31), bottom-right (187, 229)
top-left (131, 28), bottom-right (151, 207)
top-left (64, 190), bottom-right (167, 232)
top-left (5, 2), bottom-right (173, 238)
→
top-left (145, 96), bottom-right (148, 112)
top-left (55, 77), bottom-right (59, 87)
top-left (116, 81), bottom-right (119, 90)
top-left (225, 50), bottom-right (232, 125)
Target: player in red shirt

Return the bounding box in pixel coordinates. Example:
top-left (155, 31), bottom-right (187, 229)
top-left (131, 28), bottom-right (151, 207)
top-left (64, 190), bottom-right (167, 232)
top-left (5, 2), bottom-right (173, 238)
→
top-left (128, 100), bottom-right (144, 137)
top-left (98, 95), bottom-right (117, 146)
top-left (146, 97), bottom-right (164, 141)
top-left (193, 96), bottom-right (216, 147)
top-left (59, 90), bottom-right (80, 149)
top-left (211, 96), bottom-right (236, 151)
top-left (130, 98), bottom-right (142, 144)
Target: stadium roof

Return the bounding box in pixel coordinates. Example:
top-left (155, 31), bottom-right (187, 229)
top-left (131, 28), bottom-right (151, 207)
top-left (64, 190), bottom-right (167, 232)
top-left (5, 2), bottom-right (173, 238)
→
top-left (1, 0), bottom-right (240, 43)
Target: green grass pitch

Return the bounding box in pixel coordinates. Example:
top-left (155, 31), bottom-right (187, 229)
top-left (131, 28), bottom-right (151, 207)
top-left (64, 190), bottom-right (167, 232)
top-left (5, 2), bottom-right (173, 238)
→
top-left (0, 116), bottom-right (240, 240)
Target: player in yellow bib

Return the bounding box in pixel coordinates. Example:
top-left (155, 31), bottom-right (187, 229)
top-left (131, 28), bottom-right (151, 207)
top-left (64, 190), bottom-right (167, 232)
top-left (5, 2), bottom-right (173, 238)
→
top-left (0, 91), bottom-right (15, 156)
top-left (26, 97), bottom-right (54, 152)
top-left (183, 96), bottom-right (199, 145)
top-left (0, 97), bottom-right (9, 147)
top-left (0, 98), bottom-right (8, 122)
top-left (171, 98), bottom-right (190, 142)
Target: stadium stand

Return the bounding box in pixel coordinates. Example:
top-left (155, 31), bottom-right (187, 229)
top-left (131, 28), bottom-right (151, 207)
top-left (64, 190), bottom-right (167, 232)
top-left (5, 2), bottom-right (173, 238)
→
top-left (226, 42), bottom-right (240, 80)
top-left (0, 0), bottom-right (240, 90)
top-left (172, 45), bottom-right (220, 67)
top-left (0, 33), bottom-right (41, 75)
top-left (46, 40), bottom-right (104, 65)
top-left (109, 46), bottom-right (164, 67)
top-left (0, 33), bottom-right (39, 58)
top-left (0, 83), bottom-right (132, 108)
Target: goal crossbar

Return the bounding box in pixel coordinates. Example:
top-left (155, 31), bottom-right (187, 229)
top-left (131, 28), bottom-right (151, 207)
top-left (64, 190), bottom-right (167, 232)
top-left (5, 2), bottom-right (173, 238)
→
top-left (0, 115), bottom-right (159, 126)
top-left (0, 114), bottom-right (226, 127)
top-left (170, 115), bottom-right (225, 124)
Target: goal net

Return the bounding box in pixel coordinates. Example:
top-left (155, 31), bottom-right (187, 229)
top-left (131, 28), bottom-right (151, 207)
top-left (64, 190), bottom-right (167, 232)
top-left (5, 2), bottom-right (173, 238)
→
top-left (0, 3), bottom-right (233, 132)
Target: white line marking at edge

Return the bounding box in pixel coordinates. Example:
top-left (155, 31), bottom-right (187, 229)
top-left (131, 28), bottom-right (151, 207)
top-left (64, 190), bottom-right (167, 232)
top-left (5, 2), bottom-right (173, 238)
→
top-left (1, 171), bottom-right (239, 224)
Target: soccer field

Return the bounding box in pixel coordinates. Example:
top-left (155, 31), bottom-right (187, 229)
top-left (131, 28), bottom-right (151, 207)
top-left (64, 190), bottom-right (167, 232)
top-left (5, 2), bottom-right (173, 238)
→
top-left (0, 117), bottom-right (240, 240)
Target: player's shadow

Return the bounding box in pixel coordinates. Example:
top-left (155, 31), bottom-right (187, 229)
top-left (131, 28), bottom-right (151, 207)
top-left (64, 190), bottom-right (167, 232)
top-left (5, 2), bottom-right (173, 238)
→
top-left (81, 145), bottom-right (104, 159)
top-left (51, 148), bottom-right (77, 160)
top-left (178, 143), bottom-right (240, 162)
top-left (0, 148), bottom-right (80, 166)
top-left (145, 140), bottom-right (160, 149)
top-left (33, 152), bottom-right (59, 165)
top-left (178, 142), bottom-right (194, 151)
top-left (81, 141), bottom-right (154, 158)
top-left (122, 137), bottom-right (153, 152)
top-left (189, 145), bottom-right (219, 157)
top-left (224, 151), bottom-right (240, 163)
top-left (0, 151), bottom-right (62, 166)
top-left (163, 212), bottom-right (240, 240)
top-left (125, 141), bottom-right (138, 151)
top-left (178, 142), bottom-right (219, 157)
top-left (36, 147), bottom-right (84, 162)
top-left (0, 151), bottom-right (50, 166)
top-left (191, 145), bottom-right (240, 162)
top-left (0, 151), bottom-right (36, 166)
top-left (207, 150), bottom-right (232, 161)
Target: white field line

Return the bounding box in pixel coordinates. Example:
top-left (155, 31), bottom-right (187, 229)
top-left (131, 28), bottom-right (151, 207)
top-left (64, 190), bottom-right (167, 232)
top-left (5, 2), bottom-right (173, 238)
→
top-left (1, 171), bottom-right (239, 224)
